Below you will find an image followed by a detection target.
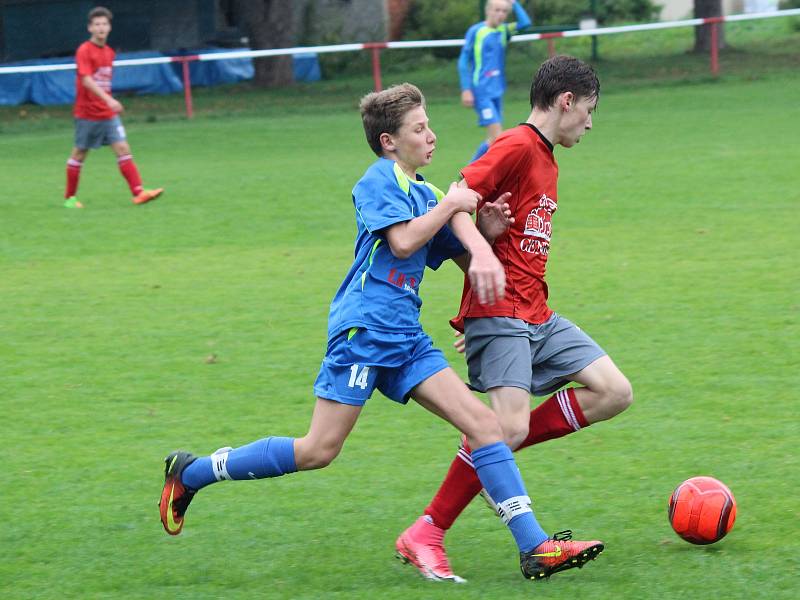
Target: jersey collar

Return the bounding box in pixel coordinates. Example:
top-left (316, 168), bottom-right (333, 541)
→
top-left (520, 123), bottom-right (554, 153)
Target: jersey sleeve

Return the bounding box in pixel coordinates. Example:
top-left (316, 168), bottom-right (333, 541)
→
top-left (352, 171), bottom-right (414, 235)
top-left (508, 2), bottom-right (533, 35)
top-left (458, 26), bottom-right (477, 91)
top-left (460, 135), bottom-right (527, 200)
top-left (426, 224), bottom-right (466, 270)
top-left (75, 44), bottom-right (94, 77)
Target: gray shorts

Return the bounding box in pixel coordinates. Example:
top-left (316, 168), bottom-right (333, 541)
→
top-left (464, 314), bottom-right (606, 397)
top-left (74, 116), bottom-right (126, 149)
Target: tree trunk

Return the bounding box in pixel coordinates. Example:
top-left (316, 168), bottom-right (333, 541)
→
top-left (694, 0), bottom-right (726, 52)
top-left (235, 0), bottom-right (295, 87)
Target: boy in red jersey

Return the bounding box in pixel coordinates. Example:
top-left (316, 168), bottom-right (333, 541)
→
top-left (64, 6), bottom-right (162, 208)
top-left (396, 55), bottom-right (633, 582)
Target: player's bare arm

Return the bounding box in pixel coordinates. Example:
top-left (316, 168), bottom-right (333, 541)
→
top-left (450, 195), bottom-right (513, 272)
top-left (448, 181), bottom-right (506, 305)
top-left (461, 89), bottom-right (474, 108)
top-left (81, 74), bottom-right (122, 113)
top-left (384, 182), bottom-right (480, 259)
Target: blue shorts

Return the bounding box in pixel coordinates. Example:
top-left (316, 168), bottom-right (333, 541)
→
top-left (313, 328), bottom-right (449, 406)
top-left (474, 95), bottom-right (503, 127)
top-left (74, 116), bottom-right (126, 149)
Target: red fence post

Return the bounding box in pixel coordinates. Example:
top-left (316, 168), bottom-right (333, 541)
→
top-left (703, 16), bottom-right (724, 77)
top-left (541, 33), bottom-right (564, 58)
top-left (710, 21), bottom-right (719, 76)
top-left (172, 56), bottom-right (199, 119)
top-left (372, 46), bottom-right (382, 92)
top-left (182, 60), bottom-right (194, 119)
top-left (364, 43), bottom-right (388, 92)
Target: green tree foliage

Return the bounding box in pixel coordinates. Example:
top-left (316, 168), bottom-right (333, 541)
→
top-left (779, 0), bottom-right (800, 31)
top-left (404, 0), bottom-right (661, 48)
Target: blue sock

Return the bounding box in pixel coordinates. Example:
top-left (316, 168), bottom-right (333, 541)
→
top-left (470, 141), bottom-right (489, 162)
top-left (181, 437), bottom-right (297, 491)
top-left (471, 441), bottom-right (548, 552)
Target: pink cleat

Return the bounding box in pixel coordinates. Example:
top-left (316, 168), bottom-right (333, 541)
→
top-left (395, 516), bottom-right (466, 583)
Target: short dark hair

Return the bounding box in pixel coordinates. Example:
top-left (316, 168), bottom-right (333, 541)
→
top-left (530, 55), bottom-right (600, 110)
top-left (359, 83), bottom-right (425, 157)
top-left (88, 6), bottom-right (113, 23)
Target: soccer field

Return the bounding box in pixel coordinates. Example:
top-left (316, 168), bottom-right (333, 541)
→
top-left (1, 70), bottom-right (798, 598)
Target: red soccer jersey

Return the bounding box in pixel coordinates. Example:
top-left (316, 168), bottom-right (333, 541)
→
top-left (451, 124), bottom-right (559, 331)
top-left (74, 41), bottom-right (115, 120)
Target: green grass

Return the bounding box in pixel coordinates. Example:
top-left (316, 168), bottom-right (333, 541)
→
top-left (1, 21), bottom-right (800, 600)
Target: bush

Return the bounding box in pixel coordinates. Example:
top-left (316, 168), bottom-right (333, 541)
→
top-left (779, 0), bottom-right (800, 31)
top-left (403, 0), bottom-right (487, 58)
top-left (394, 0), bottom-right (663, 64)
top-left (403, 0), bottom-right (662, 45)
top-left (533, 0), bottom-right (661, 25)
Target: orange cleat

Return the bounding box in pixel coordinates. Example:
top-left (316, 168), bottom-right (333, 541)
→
top-left (133, 188), bottom-right (164, 205)
top-left (159, 451), bottom-right (197, 535)
top-left (520, 530), bottom-right (604, 580)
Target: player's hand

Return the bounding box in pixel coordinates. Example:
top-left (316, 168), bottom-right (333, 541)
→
top-left (444, 181), bottom-right (481, 215)
top-left (461, 89), bottom-right (474, 108)
top-left (107, 98), bottom-right (123, 113)
top-left (453, 330), bottom-right (466, 354)
top-left (477, 192), bottom-right (514, 243)
top-left (468, 246), bottom-right (505, 305)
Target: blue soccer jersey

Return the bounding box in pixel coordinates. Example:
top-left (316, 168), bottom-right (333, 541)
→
top-left (458, 2), bottom-right (532, 100)
top-left (325, 158), bottom-right (465, 340)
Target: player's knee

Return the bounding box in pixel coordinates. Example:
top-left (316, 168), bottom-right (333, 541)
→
top-left (467, 405), bottom-right (504, 446)
top-left (499, 418), bottom-right (529, 449)
top-left (604, 375), bottom-right (633, 416)
top-left (295, 439), bottom-right (342, 470)
top-left (303, 448), bottom-right (338, 470)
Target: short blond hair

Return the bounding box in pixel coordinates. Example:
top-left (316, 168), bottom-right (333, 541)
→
top-left (486, 0), bottom-right (512, 12)
top-left (359, 83), bottom-right (425, 156)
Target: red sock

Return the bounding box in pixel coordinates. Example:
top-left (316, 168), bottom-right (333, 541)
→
top-left (424, 388), bottom-right (589, 530)
top-left (424, 442), bottom-right (483, 530)
top-left (65, 158), bottom-right (82, 198)
top-left (518, 388), bottom-right (589, 450)
top-left (117, 154), bottom-right (143, 196)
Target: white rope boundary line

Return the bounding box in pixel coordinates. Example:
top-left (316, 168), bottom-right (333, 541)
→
top-left (1, 9), bottom-right (798, 75)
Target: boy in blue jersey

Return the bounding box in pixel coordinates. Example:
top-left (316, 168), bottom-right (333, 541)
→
top-left (159, 82), bottom-right (602, 582)
top-left (459, 0), bottom-right (532, 161)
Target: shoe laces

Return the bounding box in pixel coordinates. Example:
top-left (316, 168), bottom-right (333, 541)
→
top-left (552, 530), bottom-right (573, 542)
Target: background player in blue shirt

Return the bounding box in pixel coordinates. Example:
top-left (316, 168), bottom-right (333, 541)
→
top-left (459, 0), bottom-right (532, 161)
top-left (159, 82), bottom-right (600, 581)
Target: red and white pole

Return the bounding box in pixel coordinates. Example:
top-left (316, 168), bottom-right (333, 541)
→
top-left (704, 17), bottom-right (724, 77)
top-left (172, 55), bottom-right (199, 119)
top-left (541, 32), bottom-right (564, 58)
top-left (363, 43), bottom-right (388, 92)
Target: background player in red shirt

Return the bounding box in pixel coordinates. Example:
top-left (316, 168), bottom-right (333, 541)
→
top-left (64, 6), bottom-right (162, 208)
top-left (396, 55), bottom-right (633, 582)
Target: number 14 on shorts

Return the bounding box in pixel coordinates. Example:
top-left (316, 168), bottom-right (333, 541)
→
top-left (348, 365), bottom-right (370, 389)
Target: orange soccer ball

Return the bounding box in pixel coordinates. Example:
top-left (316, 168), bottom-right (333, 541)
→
top-left (668, 476), bottom-right (737, 545)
